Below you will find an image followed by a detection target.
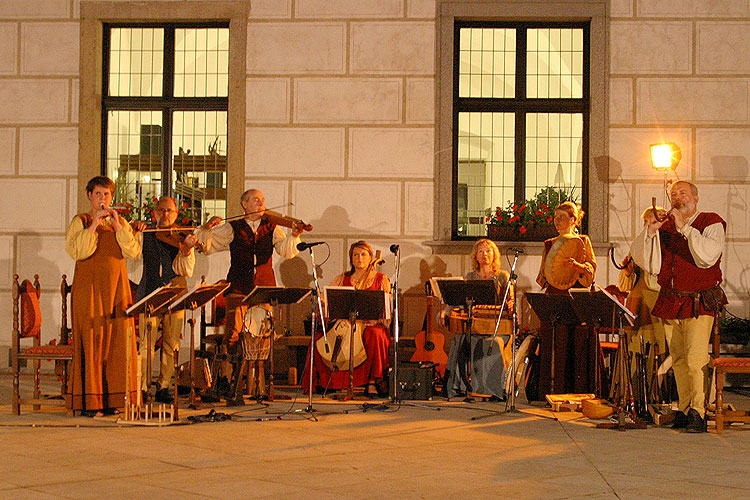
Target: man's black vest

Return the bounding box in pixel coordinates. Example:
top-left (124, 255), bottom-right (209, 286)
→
top-left (227, 217), bottom-right (277, 295)
top-left (136, 232), bottom-right (181, 301)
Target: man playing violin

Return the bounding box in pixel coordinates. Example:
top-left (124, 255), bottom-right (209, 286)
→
top-left (195, 188), bottom-right (303, 347)
top-left (631, 181), bottom-right (726, 433)
top-left (131, 196), bottom-right (198, 403)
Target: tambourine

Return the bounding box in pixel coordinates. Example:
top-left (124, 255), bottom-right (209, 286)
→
top-left (544, 234), bottom-right (585, 290)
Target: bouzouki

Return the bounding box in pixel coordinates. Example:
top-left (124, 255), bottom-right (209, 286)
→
top-left (411, 282), bottom-right (448, 378)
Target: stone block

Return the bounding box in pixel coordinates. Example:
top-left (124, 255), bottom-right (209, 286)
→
top-left (246, 78), bottom-right (289, 124)
top-left (0, 179), bottom-right (67, 232)
top-left (0, 80), bottom-right (68, 124)
top-left (0, 235), bottom-right (12, 286)
top-left (695, 129), bottom-right (750, 181)
top-left (608, 182), bottom-right (634, 240)
top-left (295, 78), bottom-right (401, 124)
top-left (1, 0), bottom-right (69, 18)
top-left (637, 0), bottom-right (749, 18)
top-left (405, 182), bottom-right (433, 236)
top-left (637, 79), bottom-right (749, 124)
top-left (292, 180), bottom-right (401, 235)
top-left (71, 79), bottom-right (79, 124)
top-left (242, 179), bottom-right (288, 212)
top-left (21, 23), bottom-right (79, 76)
top-left (407, 0), bottom-right (436, 18)
top-left (249, 0), bottom-right (292, 19)
top-left (350, 128), bottom-right (433, 178)
top-left (0, 128), bottom-right (15, 174)
top-left (698, 184), bottom-right (748, 238)
top-left (0, 23), bottom-right (17, 75)
top-left (16, 236), bottom-right (75, 290)
top-left (280, 238), bottom-right (344, 287)
top-left (610, 22), bottom-right (691, 75)
top-left (724, 242), bottom-right (750, 300)
top-left (609, 128), bottom-right (691, 180)
top-left (610, 0), bottom-right (634, 17)
top-left (609, 78), bottom-right (633, 125)
top-left (350, 22), bottom-right (434, 75)
top-left (697, 22), bottom-right (750, 74)
top-left (193, 251), bottom-right (231, 289)
top-left (67, 178), bottom-right (78, 224)
top-left (406, 78), bottom-right (434, 124)
top-left (246, 128), bottom-right (344, 177)
top-left (296, 0), bottom-right (403, 18)
top-left (247, 23), bottom-right (345, 75)
top-left (19, 127), bottom-right (78, 175)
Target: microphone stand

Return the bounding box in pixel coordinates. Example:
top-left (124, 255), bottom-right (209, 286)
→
top-left (390, 247), bottom-right (401, 401)
top-left (298, 245), bottom-right (329, 420)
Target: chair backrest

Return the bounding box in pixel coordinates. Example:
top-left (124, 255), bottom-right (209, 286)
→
top-left (14, 275), bottom-right (42, 340)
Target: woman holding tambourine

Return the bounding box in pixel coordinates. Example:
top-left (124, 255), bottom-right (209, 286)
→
top-left (533, 201), bottom-right (597, 399)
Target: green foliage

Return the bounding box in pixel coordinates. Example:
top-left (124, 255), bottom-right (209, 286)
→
top-left (486, 186), bottom-right (579, 235)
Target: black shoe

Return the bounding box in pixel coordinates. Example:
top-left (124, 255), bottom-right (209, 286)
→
top-left (154, 388), bottom-right (173, 404)
top-left (685, 408), bottom-right (707, 433)
top-left (671, 411), bottom-right (688, 429)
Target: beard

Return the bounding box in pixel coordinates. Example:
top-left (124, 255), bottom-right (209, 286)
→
top-left (671, 200), bottom-right (685, 211)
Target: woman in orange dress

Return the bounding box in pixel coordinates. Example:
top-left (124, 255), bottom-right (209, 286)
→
top-left (304, 240), bottom-right (391, 396)
top-left (65, 176), bottom-right (140, 416)
top-left (533, 201), bottom-right (597, 399)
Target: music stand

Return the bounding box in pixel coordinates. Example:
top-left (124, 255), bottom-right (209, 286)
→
top-left (240, 286), bottom-right (311, 402)
top-left (525, 292), bottom-right (581, 400)
top-left (569, 288), bottom-right (645, 430)
top-left (124, 284), bottom-right (186, 422)
top-left (435, 279), bottom-right (496, 400)
top-left (324, 286), bottom-right (390, 400)
top-left (169, 281), bottom-right (229, 410)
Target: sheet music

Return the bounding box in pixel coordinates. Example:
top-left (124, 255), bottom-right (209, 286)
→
top-left (126, 284), bottom-right (186, 316)
top-left (569, 286), bottom-right (636, 325)
top-left (168, 281), bottom-right (230, 312)
top-left (428, 276), bottom-right (462, 303)
top-left (323, 286), bottom-right (391, 320)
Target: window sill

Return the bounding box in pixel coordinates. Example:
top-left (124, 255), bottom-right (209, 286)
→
top-left (423, 239), bottom-right (614, 255)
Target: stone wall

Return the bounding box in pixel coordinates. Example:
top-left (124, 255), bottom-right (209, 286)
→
top-left (608, 0), bottom-right (750, 317)
top-left (1, 0), bottom-right (749, 368)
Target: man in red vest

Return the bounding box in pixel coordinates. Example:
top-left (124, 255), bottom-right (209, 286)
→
top-left (631, 181), bottom-right (726, 432)
top-left (196, 189), bottom-right (302, 346)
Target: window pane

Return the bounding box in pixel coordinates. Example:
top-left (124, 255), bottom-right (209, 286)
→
top-left (458, 27), bottom-right (516, 98)
top-left (174, 28), bottom-right (229, 97)
top-left (525, 113), bottom-right (583, 203)
top-left (109, 28), bottom-right (164, 97)
top-left (172, 111), bottom-right (228, 223)
top-left (457, 111), bottom-right (515, 237)
top-left (106, 110), bottom-right (164, 215)
top-left (527, 28), bottom-right (583, 98)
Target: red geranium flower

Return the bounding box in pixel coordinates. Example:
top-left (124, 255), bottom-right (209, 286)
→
top-left (519, 226), bottom-right (527, 234)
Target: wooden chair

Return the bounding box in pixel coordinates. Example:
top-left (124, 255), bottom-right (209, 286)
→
top-left (712, 316), bottom-right (750, 433)
top-left (11, 274), bottom-right (74, 415)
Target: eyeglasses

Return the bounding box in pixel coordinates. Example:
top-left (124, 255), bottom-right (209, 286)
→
top-left (155, 208), bottom-right (176, 213)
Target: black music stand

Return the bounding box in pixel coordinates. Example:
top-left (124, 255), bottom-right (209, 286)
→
top-left (569, 288), bottom-right (645, 430)
top-left (169, 281), bottom-right (229, 410)
top-left (435, 279), bottom-right (496, 400)
top-left (525, 292), bottom-right (581, 400)
top-left (241, 286), bottom-right (311, 402)
top-left (324, 286), bottom-right (389, 400)
top-left (126, 285), bottom-right (187, 413)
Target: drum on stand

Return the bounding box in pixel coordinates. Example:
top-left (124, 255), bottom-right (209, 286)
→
top-left (237, 305), bottom-right (274, 398)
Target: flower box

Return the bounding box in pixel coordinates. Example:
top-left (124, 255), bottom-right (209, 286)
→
top-left (487, 224), bottom-right (558, 242)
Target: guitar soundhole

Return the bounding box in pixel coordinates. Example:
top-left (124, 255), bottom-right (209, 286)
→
top-left (424, 340), bottom-right (435, 351)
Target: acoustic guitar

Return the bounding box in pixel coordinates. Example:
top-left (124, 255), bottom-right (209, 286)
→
top-left (410, 285), bottom-right (447, 378)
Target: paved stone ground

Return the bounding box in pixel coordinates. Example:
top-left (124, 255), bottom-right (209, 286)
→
top-left (2, 374), bottom-right (749, 500)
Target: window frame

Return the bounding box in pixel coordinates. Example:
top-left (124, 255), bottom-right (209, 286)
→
top-left (433, 0), bottom-right (608, 250)
top-left (78, 1), bottom-right (249, 215)
top-left (101, 22), bottom-right (230, 198)
top-left (452, 21), bottom-right (590, 239)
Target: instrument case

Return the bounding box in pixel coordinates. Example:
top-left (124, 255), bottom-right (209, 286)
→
top-left (392, 362), bottom-right (435, 400)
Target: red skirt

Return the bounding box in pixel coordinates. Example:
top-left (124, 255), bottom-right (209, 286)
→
top-left (301, 324), bottom-right (390, 392)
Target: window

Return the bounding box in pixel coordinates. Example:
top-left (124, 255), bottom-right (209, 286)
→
top-left (454, 23), bottom-right (589, 238)
top-left (103, 24), bottom-right (229, 224)
top-left (433, 0), bottom-right (607, 248)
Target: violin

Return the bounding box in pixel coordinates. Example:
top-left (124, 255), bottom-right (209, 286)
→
top-left (264, 209), bottom-right (313, 233)
top-left (150, 225), bottom-right (205, 253)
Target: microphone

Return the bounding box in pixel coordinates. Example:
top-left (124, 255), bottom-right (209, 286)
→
top-left (296, 241), bottom-right (325, 251)
top-left (389, 244), bottom-right (399, 254)
top-left (508, 247), bottom-right (525, 254)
